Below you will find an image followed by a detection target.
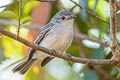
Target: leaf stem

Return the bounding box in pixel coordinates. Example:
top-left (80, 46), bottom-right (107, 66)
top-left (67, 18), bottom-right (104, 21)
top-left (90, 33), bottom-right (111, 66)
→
top-left (17, 0), bottom-right (22, 39)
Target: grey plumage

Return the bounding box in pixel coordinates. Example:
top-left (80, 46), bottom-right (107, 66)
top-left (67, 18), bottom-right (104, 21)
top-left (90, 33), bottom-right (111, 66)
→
top-left (12, 23), bottom-right (53, 74)
top-left (12, 10), bottom-right (75, 74)
top-left (12, 59), bottom-right (36, 74)
top-left (41, 56), bottom-right (54, 67)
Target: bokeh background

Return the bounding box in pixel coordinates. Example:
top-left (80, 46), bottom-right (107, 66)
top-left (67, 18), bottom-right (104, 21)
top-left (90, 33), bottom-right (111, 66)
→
top-left (0, 0), bottom-right (120, 80)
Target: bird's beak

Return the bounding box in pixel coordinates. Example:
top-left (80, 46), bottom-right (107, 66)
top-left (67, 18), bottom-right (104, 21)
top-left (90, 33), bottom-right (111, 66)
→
top-left (68, 15), bottom-right (76, 20)
top-left (71, 15), bottom-right (76, 19)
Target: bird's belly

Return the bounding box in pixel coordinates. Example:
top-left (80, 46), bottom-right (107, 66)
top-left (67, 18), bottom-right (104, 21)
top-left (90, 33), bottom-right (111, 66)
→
top-left (35, 30), bottom-right (73, 59)
top-left (40, 32), bottom-right (73, 52)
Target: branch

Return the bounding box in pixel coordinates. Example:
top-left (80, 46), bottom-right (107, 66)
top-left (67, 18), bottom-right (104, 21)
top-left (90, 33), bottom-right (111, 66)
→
top-left (109, 0), bottom-right (120, 59)
top-left (76, 40), bottom-right (116, 80)
top-left (74, 26), bottom-right (89, 58)
top-left (0, 27), bottom-right (118, 65)
top-left (17, 0), bottom-right (22, 38)
top-left (0, 19), bottom-right (110, 47)
top-left (74, 27), bottom-right (116, 80)
top-left (75, 33), bottom-right (109, 47)
top-left (87, 65), bottom-right (117, 80)
top-left (1, 19), bottom-right (120, 51)
top-left (2, 19), bottom-right (120, 51)
top-left (0, 19), bottom-right (43, 29)
top-left (71, 0), bottom-right (109, 24)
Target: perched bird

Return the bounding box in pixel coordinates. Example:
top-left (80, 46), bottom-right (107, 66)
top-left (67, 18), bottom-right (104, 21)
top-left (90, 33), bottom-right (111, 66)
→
top-left (12, 10), bottom-right (76, 74)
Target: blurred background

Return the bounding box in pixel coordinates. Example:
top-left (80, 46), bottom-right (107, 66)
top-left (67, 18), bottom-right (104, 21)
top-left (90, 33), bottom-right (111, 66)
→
top-left (0, 0), bottom-right (120, 80)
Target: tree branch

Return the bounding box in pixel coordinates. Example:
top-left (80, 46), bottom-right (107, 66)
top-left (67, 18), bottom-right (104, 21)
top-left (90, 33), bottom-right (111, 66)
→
top-left (76, 40), bottom-right (116, 80)
top-left (17, 0), bottom-right (22, 38)
top-left (0, 27), bottom-right (118, 65)
top-left (74, 27), bottom-right (116, 80)
top-left (87, 65), bottom-right (117, 80)
top-left (0, 19), bottom-right (43, 29)
top-left (0, 19), bottom-right (110, 48)
top-left (109, 0), bottom-right (120, 60)
top-left (2, 19), bottom-right (120, 51)
top-left (71, 0), bottom-right (109, 24)
top-left (75, 33), bottom-right (109, 47)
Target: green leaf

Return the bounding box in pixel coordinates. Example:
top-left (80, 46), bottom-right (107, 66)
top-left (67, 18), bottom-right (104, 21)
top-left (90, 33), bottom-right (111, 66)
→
top-left (1, 26), bottom-right (28, 58)
top-left (22, 17), bottom-right (33, 24)
top-left (21, 0), bottom-right (37, 7)
top-left (96, 0), bottom-right (110, 19)
top-left (21, 0), bottom-right (29, 7)
top-left (91, 46), bottom-right (105, 59)
top-left (66, 45), bottom-right (80, 57)
top-left (0, 10), bottom-right (17, 19)
top-left (83, 70), bottom-right (99, 80)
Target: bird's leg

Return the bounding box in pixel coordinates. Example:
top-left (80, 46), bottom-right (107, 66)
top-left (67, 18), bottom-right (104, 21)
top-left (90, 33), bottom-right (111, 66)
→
top-left (65, 54), bottom-right (72, 60)
top-left (50, 49), bottom-right (57, 55)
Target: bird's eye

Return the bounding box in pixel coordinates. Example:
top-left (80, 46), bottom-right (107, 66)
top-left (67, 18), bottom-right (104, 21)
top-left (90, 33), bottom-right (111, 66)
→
top-left (61, 16), bottom-right (65, 20)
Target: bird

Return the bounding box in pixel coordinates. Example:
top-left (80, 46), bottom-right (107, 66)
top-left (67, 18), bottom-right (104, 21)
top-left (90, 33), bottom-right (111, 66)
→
top-left (12, 10), bottom-right (76, 74)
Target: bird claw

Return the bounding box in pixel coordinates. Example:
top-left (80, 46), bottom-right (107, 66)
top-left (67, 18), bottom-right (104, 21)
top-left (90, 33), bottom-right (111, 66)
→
top-left (50, 49), bottom-right (56, 54)
top-left (66, 54), bottom-right (72, 60)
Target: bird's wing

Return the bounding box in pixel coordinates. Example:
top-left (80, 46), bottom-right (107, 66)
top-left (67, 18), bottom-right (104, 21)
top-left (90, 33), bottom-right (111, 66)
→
top-left (27, 23), bottom-right (54, 60)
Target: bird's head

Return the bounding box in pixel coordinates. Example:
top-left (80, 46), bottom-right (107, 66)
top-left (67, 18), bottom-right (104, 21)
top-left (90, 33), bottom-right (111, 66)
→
top-left (50, 10), bottom-right (76, 24)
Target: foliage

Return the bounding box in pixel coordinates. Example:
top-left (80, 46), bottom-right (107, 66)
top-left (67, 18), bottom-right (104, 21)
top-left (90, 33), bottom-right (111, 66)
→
top-left (0, 0), bottom-right (119, 80)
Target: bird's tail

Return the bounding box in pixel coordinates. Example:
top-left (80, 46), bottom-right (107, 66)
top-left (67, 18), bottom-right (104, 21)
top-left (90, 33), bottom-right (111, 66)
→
top-left (41, 56), bottom-right (54, 67)
top-left (12, 58), bottom-right (36, 74)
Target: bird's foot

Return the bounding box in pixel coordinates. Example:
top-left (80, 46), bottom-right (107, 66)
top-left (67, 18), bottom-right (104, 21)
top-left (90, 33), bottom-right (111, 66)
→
top-left (65, 54), bottom-right (72, 60)
top-left (50, 49), bottom-right (57, 55)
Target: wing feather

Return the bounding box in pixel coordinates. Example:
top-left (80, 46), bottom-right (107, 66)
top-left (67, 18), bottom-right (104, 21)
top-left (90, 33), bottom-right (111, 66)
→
top-left (27, 23), bottom-right (54, 60)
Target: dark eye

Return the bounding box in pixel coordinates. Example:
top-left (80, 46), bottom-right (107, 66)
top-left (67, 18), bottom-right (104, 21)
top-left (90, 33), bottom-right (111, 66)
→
top-left (61, 16), bottom-right (65, 20)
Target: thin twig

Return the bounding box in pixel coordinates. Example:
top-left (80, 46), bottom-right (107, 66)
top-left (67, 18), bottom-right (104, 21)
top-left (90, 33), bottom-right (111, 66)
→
top-left (75, 38), bottom-right (115, 80)
top-left (0, 19), bottom-right (114, 49)
top-left (74, 25), bottom-right (89, 58)
top-left (71, 0), bottom-right (109, 24)
top-left (109, 0), bottom-right (120, 60)
top-left (87, 65), bottom-right (117, 80)
top-left (76, 38), bottom-right (116, 80)
top-left (0, 27), bottom-right (118, 65)
top-left (1, 19), bottom-right (120, 51)
top-left (74, 26), bottom-right (116, 80)
top-left (17, 0), bottom-right (22, 39)
top-left (0, 19), bottom-right (43, 30)
top-left (75, 33), bottom-right (110, 47)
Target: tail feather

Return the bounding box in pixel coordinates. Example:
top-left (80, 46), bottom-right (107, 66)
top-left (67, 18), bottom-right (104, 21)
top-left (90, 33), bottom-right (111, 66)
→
top-left (41, 56), bottom-right (54, 67)
top-left (12, 59), bottom-right (28, 72)
top-left (19, 59), bottom-right (36, 74)
top-left (12, 59), bottom-right (36, 74)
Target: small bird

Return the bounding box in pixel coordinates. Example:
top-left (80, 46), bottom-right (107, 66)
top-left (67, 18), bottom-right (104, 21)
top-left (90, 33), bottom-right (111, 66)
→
top-left (12, 10), bottom-right (76, 74)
